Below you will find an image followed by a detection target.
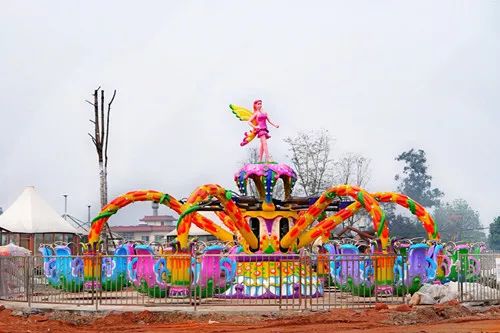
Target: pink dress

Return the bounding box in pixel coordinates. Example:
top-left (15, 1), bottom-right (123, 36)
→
top-left (255, 112), bottom-right (271, 139)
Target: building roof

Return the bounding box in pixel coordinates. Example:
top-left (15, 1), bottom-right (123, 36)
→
top-left (139, 215), bottom-right (176, 222)
top-left (0, 187), bottom-right (79, 234)
top-left (110, 225), bottom-right (176, 233)
top-left (110, 212), bottom-right (230, 237)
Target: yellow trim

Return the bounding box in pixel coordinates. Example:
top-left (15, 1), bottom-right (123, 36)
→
top-left (244, 211), bottom-right (298, 219)
top-left (262, 202), bottom-right (275, 212)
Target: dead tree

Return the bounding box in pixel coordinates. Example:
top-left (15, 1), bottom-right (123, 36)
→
top-left (284, 129), bottom-right (335, 196)
top-left (335, 153), bottom-right (372, 228)
top-left (86, 87), bottom-right (116, 247)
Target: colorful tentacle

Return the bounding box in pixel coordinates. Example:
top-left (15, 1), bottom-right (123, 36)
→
top-left (178, 184), bottom-right (259, 249)
top-left (296, 192), bottom-right (439, 248)
top-left (215, 211), bottom-right (237, 233)
top-left (372, 192), bottom-right (439, 239)
top-left (297, 201), bottom-right (363, 248)
top-left (88, 190), bottom-right (233, 246)
top-left (280, 185), bottom-right (389, 250)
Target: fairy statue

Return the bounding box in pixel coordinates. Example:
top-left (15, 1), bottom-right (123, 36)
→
top-left (229, 100), bottom-right (279, 162)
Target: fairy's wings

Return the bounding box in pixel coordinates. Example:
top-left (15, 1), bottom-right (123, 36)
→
top-left (229, 104), bottom-right (258, 146)
top-left (229, 104), bottom-right (254, 122)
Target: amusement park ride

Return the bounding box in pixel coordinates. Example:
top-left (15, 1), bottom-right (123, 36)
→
top-left (39, 100), bottom-right (486, 299)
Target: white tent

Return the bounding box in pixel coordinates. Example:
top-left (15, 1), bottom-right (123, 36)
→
top-left (0, 186), bottom-right (79, 234)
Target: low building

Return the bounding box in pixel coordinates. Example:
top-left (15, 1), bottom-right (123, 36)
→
top-left (110, 224), bottom-right (175, 243)
top-left (110, 203), bottom-right (220, 243)
top-left (110, 202), bottom-right (176, 243)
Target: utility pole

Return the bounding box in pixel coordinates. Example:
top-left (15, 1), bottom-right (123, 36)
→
top-left (63, 194), bottom-right (68, 219)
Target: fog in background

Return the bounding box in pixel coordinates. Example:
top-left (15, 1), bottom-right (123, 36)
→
top-left (1, 1), bottom-right (498, 230)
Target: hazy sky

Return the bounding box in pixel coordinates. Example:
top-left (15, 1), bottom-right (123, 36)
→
top-left (1, 1), bottom-right (499, 232)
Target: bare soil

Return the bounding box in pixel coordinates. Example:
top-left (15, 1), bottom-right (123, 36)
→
top-left (0, 302), bottom-right (499, 333)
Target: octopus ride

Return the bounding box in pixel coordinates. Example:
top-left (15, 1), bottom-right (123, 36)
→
top-left (39, 100), bottom-right (485, 299)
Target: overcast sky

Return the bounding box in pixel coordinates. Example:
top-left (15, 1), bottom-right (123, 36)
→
top-left (0, 1), bottom-right (498, 232)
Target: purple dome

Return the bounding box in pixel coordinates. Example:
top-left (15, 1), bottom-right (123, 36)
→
top-left (234, 162), bottom-right (297, 202)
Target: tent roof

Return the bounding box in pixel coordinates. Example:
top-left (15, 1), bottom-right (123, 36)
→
top-left (0, 187), bottom-right (79, 234)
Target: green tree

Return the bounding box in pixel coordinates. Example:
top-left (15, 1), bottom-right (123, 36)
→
top-left (395, 149), bottom-right (444, 207)
top-left (488, 216), bottom-right (500, 251)
top-left (433, 199), bottom-right (486, 242)
top-left (389, 149), bottom-right (444, 239)
top-left (384, 204), bottom-right (427, 239)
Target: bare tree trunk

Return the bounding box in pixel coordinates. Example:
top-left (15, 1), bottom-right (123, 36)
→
top-left (99, 162), bottom-right (107, 208)
top-left (87, 87), bottom-right (116, 250)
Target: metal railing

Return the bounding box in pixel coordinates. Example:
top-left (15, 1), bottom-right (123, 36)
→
top-left (0, 256), bottom-right (29, 303)
top-left (458, 253), bottom-right (500, 303)
top-left (98, 253), bottom-right (194, 307)
top-left (1, 252), bottom-right (498, 310)
top-left (193, 253), bottom-right (308, 311)
top-left (29, 255), bottom-right (95, 306)
top-left (310, 253), bottom-right (406, 310)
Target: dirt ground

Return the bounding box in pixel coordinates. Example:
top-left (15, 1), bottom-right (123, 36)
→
top-left (0, 302), bottom-right (499, 333)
